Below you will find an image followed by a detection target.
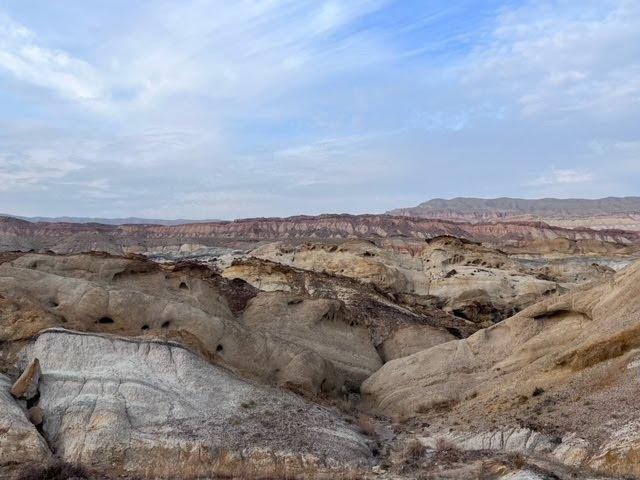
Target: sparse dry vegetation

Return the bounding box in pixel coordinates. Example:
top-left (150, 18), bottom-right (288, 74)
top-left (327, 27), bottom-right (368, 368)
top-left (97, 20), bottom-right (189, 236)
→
top-left (18, 461), bottom-right (88, 480)
top-left (403, 439), bottom-right (427, 460)
top-left (356, 414), bottom-right (378, 437)
top-left (434, 438), bottom-right (462, 463)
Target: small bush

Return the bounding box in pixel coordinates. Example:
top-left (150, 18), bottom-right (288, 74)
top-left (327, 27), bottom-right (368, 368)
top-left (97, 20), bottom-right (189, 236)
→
top-left (356, 414), bottom-right (377, 437)
top-left (512, 452), bottom-right (525, 470)
top-left (18, 461), bottom-right (88, 480)
top-left (434, 438), bottom-right (462, 463)
top-left (403, 439), bottom-right (426, 460)
top-left (240, 400), bottom-right (256, 409)
top-left (532, 387), bottom-right (545, 396)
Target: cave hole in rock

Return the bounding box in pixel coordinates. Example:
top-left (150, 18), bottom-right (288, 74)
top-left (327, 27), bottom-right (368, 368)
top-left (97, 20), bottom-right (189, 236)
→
top-left (445, 327), bottom-right (463, 339)
top-left (452, 309), bottom-right (470, 321)
top-left (48, 299), bottom-right (59, 308)
top-left (141, 325), bottom-right (149, 331)
top-left (179, 282), bottom-right (189, 290)
top-left (161, 320), bottom-right (171, 329)
top-left (97, 316), bottom-right (114, 324)
top-left (216, 344), bottom-right (223, 352)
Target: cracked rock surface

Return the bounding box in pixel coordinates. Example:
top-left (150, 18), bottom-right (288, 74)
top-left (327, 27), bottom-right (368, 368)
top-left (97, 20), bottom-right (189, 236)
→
top-left (23, 329), bottom-right (372, 479)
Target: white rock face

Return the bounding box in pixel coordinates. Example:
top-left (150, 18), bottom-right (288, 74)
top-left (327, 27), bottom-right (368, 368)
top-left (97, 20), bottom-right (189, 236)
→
top-left (0, 374), bottom-right (52, 478)
top-left (26, 329), bottom-right (372, 479)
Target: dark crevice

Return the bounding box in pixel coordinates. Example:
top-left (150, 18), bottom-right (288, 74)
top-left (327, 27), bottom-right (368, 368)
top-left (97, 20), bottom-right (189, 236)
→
top-left (445, 327), bottom-right (463, 339)
top-left (26, 391), bottom-right (40, 410)
top-left (96, 317), bottom-right (114, 324)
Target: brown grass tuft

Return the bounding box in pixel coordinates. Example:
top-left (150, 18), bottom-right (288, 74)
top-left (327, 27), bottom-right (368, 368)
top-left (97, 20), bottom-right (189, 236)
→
top-left (18, 460), bottom-right (88, 480)
top-left (434, 438), bottom-right (462, 463)
top-left (356, 414), bottom-right (378, 438)
top-left (403, 439), bottom-right (426, 460)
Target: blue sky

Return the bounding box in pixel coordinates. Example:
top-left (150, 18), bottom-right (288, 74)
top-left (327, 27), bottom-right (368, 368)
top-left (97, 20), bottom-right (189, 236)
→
top-left (0, 0), bottom-right (638, 219)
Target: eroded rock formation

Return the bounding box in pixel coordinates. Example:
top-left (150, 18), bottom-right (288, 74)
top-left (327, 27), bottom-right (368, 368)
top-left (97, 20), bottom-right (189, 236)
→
top-left (362, 259), bottom-right (640, 478)
top-left (1, 226), bottom-right (640, 479)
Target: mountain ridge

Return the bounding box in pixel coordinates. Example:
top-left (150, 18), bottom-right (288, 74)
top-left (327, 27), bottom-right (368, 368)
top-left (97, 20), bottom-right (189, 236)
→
top-left (1, 213), bottom-right (639, 252)
top-left (387, 196), bottom-right (640, 230)
top-left (0, 214), bottom-right (222, 226)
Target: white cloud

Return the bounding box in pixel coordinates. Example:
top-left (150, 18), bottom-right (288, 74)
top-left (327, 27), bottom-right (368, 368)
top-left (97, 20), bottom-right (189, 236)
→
top-left (1, 2), bottom-right (390, 114)
top-left (528, 168), bottom-right (594, 187)
top-left (461, 1), bottom-right (640, 118)
top-left (0, 12), bottom-right (106, 105)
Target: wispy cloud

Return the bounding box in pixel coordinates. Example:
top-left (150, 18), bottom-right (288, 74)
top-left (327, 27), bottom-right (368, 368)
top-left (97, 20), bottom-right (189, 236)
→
top-left (0, 1), bottom-right (638, 217)
top-left (0, 12), bottom-right (106, 106)
top-left (0, 149), bottom-right (82, 191)
top-left (461, 1), bottom-right (640, 117)
top-left (528, 168), bottom-right (594, 187)
top-left (3, 2), bottom-right (393, 111)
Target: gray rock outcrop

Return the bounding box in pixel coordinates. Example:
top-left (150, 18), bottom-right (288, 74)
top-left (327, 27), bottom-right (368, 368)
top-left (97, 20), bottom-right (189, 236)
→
top-left (25, 329), bottom-right (373, 479)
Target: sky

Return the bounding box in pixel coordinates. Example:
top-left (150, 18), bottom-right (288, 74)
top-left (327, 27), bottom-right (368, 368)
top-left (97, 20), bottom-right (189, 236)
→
top-left (0, 0), bottom-right (638, 219)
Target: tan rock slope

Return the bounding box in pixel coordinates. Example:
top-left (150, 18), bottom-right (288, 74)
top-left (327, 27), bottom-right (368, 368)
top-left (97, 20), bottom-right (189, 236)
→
top-left (0, 252), bottom-right (384, 478)
top-left (0, 253), bottom-right (380, 394)
top-left (242, 292), bottom-right (382, 387)
top-left (362, 258), bottom-right (640, 478)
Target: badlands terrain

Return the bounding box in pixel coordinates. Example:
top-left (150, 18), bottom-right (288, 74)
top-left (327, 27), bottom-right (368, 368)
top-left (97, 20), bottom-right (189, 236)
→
top-left (2, 198), bottom-right (640, 479)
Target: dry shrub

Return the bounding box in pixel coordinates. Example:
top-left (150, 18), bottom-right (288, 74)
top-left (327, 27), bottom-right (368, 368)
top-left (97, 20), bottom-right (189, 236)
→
top-left (434, 438), bottom-right (462, 463)
top-left (557, 322), bottom-right (640, 370)
top-left (18, 461), bottom-right (88, 480)
top-left (532, 387), bottom-right (545, 397)
top-left (403, 439), bottom-right (426, 460)
top-left (511, 452), bottom-right (525, 470)
top-left (356, 414), bottom-right (377, 438)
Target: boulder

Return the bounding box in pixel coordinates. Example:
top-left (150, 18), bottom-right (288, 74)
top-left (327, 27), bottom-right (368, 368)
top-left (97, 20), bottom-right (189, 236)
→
top-left (27, 405), bottom-right (44, 426)
top-left (10, 357), bottom-right (40, 400)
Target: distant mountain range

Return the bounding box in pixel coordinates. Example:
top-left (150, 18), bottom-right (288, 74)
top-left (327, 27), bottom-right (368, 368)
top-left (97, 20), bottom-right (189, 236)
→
top-left (1, 213), bottom-right (639, 255)
top-left (387, 197), bottom-right (640, 231)
top-left (0, 215), bottom-right (221, 226)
